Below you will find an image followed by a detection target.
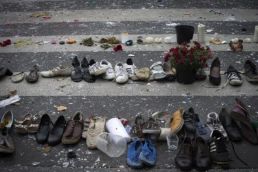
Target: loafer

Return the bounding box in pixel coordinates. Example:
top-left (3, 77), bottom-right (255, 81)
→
top-left (139, 139), bottom-right (157, 166)
top-left (230, 98), bottom-right (258, 145)
top-left (209, 57), bottom-right (221, 85)
top-left (36, 114), bottom-right (52, 144)
top-left (195, 137), bottom-right (211, 171)
top-left (26, 65), bottom-right (39, 83)
top-left (127, 139), bottom-right (143, 168)
top-left (219, 108), bottom-right (242, 142)
top-left (175, 137), bottom-right (193, 171)
top-left (48, 115), bottom-right (66, 146)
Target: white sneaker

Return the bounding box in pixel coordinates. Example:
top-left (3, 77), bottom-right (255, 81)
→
top-left (89, 61), bottom-right (108, 76)
top-left (115, 63), bottom-right (128, 84)
top-left (124, 58), bottom-right (137, 79)
top-left (101, 60), bottom-right (115, 80)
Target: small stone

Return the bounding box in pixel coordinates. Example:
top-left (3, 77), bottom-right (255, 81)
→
top-left (32, 162), bottom-right (40, 166)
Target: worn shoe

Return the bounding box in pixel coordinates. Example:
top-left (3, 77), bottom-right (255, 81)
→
top-left (226, 65), bottom-right (243, 86)
top-left (0, 111), bottom-right (14, 129)
top-left (194, 112), bottom-right (211, 142)
top-left (175, 137), bottom-right (193, 171)
top-left (11, 72), bottom-right (25, 83)
top-left (244, 60), bottom-right (258, 83)
top-left (89, 61), bottom-right (108, 76)
top-left (71, 56), bottom-right (83, 82)
top-left (170, 108), bottom-right (184, 134)
top-left (127, 139), bottom-right (143, 168)
top-left (209, 57), bottom-right (221, 85)
top-left (209, 130), bottom-right (230, 165)
top-left (124, 58), bottom-right (137, 79)
top-left (0, 128), bottom-right (15, 154)
top-left (26, 65), bottom-right (39, 83)
top-left (142, 117), bottom-right (161, 135)
top-left (15, 113), bottom-right (41, 134)
top-left (183, 108), bottom-right (196, 133)
top-left (36, 114), bottom-right (52, 144)
top-left (230, 98), bottom-right (258, 145)
top-left (207, 112), bottom-right (227, 139)
top-left (195, 137), bottom-right (211, 171)
top-left (219, 108), bottom-right (242, 142)
top-left (48, 115), bottom-right (66, 146)
top-left (41, 66), bottom-right (71, 78)
top-left (139, 139), bottom-right (157, 166)
top-left (86, 116), bottom-right (106, 149)
top-left (135, 67), bottom-right (150, 81)
top-left (62, 112), bottom-right (83, 145)
top-left (81, 57), bottom-right (95, 82)
top-left (115, 63), bottom-right (128, 84)
top-left (101, 60), bottom-right (115, 80)
top-left (0, 67), bottom-right (13, 80)
top-left (149, 61), bottom-right (167, 81)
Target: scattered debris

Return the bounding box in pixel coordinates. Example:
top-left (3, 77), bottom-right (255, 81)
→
top-left (100, 43), bottom-right (111, 50)
top-left (81, 37), bottom-right (94, 46)
top-left (54, 105), bottom-right (67, 111)
top-left (128, 54), bottom-right (135, 57)
top-left (14, 39), bottom-right (33, 48)
top-left (30, 12), bottom-right (50, 18)
top-left (0, 39), bottom-right (11, 47)
top-left (206, 29), bottom-right (213, 33)
top-left (42, 145), bottom-right (51, 153)
top-left (66, 38), bottom-right (77, 44)
top-left (113, 44), bottom-right (123, 52)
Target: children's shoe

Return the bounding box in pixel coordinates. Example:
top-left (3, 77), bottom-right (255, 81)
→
top-left (139, 139), bottom-right (157, 166)
top-left (127, 139), bottom-right (143, 168)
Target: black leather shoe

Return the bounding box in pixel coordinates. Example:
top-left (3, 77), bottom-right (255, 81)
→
top-left (219, 108), bottom-right (242, 142)
top-left (0, 67), bottom-right (13, 80)
top-left (71, 56), bottom-right (82, 82)
top-left (195, 137), bottom-right (211, 171)
top-left (48, 115), bottom-right (66, 146)
top-left (36, 114), bottom-right (52, 144)
top-left (81, 57), bottom-right (95, 83)
top-left (183, 108), bottom-right (197, 133)
top-left (209, 57), bottom-right (221, 86)
top-left (175, 137), bottom-right (193, 171)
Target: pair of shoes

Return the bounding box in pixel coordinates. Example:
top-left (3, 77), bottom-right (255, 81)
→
top-left (0, 111), bottom-right (14, 129)
top-left (206, 112), bottom-right (228, 139)
top-left (175, 136), bottom-right (211, 171)
top-left (230, 98), bottom-right (258, 145)
top-left (86, 116), bottom-right (106, 149)
top-left (0, 67), bottom-right (13, 80)
top-left (0, 128), bottom-right (15, 154)
top-left (62, 112), bottom-right (83, 145)
top-left (71, 56), bottom-right (96, 82)
top-left (26, 65), bottom-right (39, 83)
top-left (36, 114), bottom-right (66, 146)
top-left (15, 113), bottom-right (41, 134)
top-left (127, 139), bottom-right (157, 168)
top-left (41, 66), bottom-right (72, 78)
top-left (209, 130), bottom-right (230, 166)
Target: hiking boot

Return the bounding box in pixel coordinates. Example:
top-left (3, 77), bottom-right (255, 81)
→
top-left (226, 65), bottom-right (242, 86)
top-left (209, 130), bottom-right (230, 165)
top-left (219, 108), bottom-right (242, 142)
top-left (170, 108), bottom-right (184, 134)
top-left (244, 60), bottom-right (258, 83)
top-left (26, 65), bottom-right (39, 83)
top-left (81, 57), bottom-right (95, 83)
top-left (209, 57), bottom-right (221, 86)
top-left (41, 66), bottom-right (72, 78)
top-left (71, 56), bottom-right (82, 82)
top-left (207, 112), bottom-right (228, 139)
top-left (175, 137), bottom-right (193, 171)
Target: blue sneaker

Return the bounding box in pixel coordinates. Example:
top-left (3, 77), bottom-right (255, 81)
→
top-left (127, 139), bottom-right (143, 168)
top-left (139, 139), bottom-right (157, 166)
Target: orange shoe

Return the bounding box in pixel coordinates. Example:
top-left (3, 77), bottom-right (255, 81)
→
top-left (170, 108), bottom-right (184, 134)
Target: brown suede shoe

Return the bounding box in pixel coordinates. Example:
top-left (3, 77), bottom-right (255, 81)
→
top-left (62, 112), bottom-right (83, 145)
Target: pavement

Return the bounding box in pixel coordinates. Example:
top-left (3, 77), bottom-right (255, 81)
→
top-left (0, 0), bottom-right (258, 171)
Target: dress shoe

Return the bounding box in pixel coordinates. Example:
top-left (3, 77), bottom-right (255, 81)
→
top-left (36, 114), bottom-right (52, 144)
top-left (195, 137), bottom-right (211, 171)
top-left (175, 137), bottom-right (193, 171)
top-left (48, 115), bottom-right (66, 146)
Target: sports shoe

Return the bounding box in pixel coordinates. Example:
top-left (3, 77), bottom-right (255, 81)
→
top-left (149, 61), bottom-right (167, 81)
top-left (101, 60), bottom-right (115, 80)
top-left (225, 65), bottom-right (243, 86)
top-left (207, 112), bottom-right (227, 139)
top-left (139, 139), bottom-right (157, 166)
top-left (244, 60), bottom-right (258, 83)
top-left (89, 60), bottom-right (108, 76)
top-left (71, 56), bottom-right (82, 82)
top-left (209, 130), bottom-right (230, 165)
top-left (127, 139), bottom-right (143, 168)
top-left (81, 57), bottom-right (95, 82)
top-left (114, 63), bottom-right (128, 84)
top-left (124, 58), bottom-right (137, 79)
top-left (41, 66), bottom-right (72, 78)
top-left (170, 108), bottom-right (184, 134)
top-left (183, 108), bottom-right (196, 133)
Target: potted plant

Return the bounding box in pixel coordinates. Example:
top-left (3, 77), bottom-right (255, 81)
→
top-left (164, 41), bottom-right (212, 84)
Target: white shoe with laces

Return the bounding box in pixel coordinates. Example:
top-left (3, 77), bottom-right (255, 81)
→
top-left (226, 65), bottom-right (243, 86)
top-left (101, 60), bottom-right (115, 80)
top-left (89, 61), bottom-right (108, 76)
top-left (206, 112), bottom-right (228, 139)
top-left (124, 58), bottom-right (137, 79)
top-left (115, 63), bottom-right (128, 84)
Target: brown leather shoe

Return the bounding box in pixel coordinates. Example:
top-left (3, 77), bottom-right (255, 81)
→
top-left (170, 108), bottom-right (184, 134)
top-left (62, 112), bottom-right (83, 145)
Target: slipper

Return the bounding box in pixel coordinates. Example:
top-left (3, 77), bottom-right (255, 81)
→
top-left (11, 72), bottom-right (25, 83)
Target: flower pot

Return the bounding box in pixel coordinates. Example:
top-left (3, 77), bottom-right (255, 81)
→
top-left (175, 25), bottom-right (194, 44)
top-left (176, 65), bottom-right (196, 84)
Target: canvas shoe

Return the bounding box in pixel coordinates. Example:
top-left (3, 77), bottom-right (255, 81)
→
top-left (115, 63), bottom-right (128, 84)
top-left (225, 65), bottom-right (243, 86)
top-left (207, 112), bottom-right (227, 139)
top-left (71, 56), bottom-right (82, 82)
top-left (124, 58), bottom-right (137, 79)
top-left (149, 61), bottom-right (167, 81)
top-left (41, 66), bottom-right (72, 78)
top-left (89, 61), bottom-right (108, 76)
top-left (127, 139), bottom-right (143, 168)
top-left (101, 60), bottom-right (115, 80)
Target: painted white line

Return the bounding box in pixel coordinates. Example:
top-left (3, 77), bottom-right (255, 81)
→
top-left (0, 9), bottom-right (257, 24)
